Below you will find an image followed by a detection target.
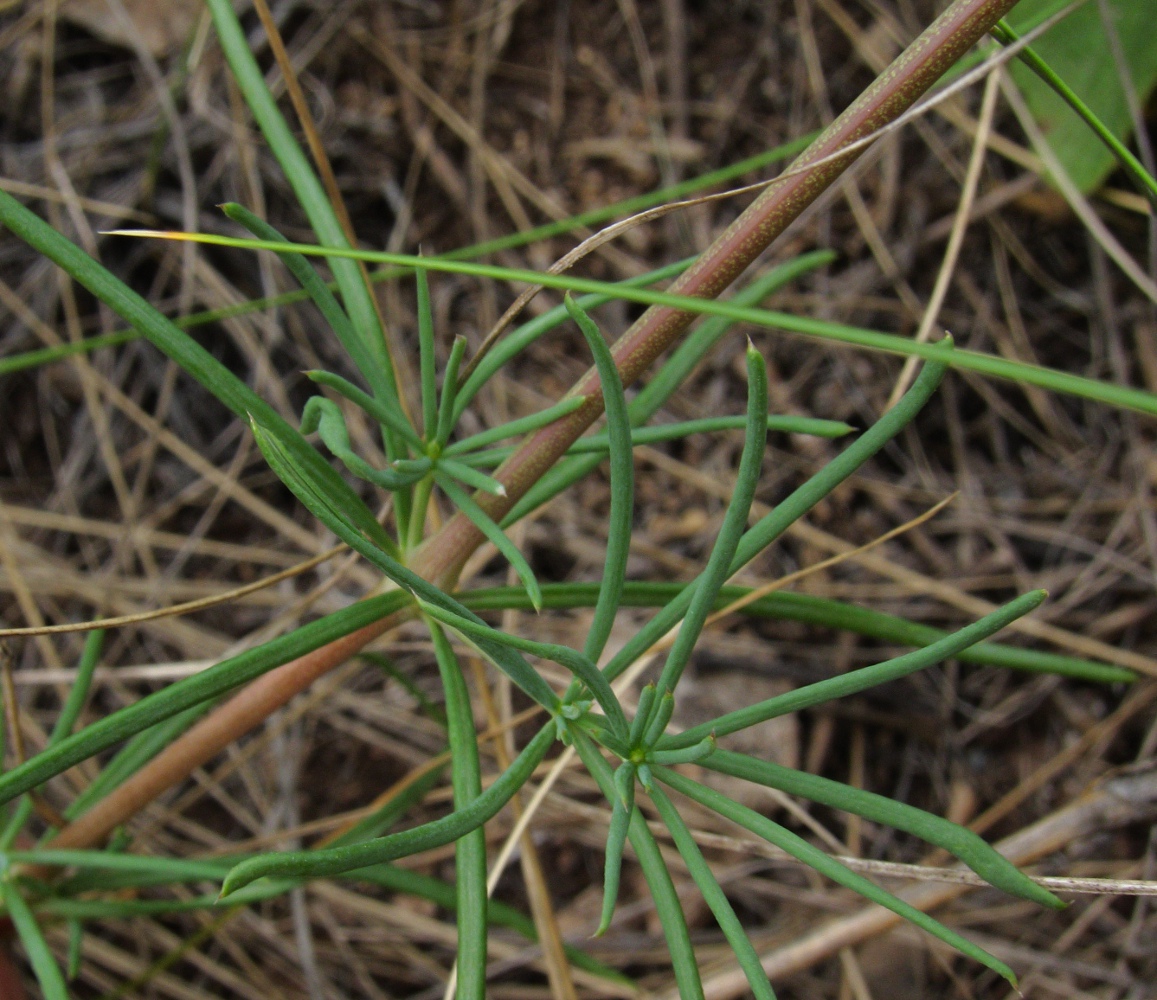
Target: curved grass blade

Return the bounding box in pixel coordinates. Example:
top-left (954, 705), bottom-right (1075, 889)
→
top-left (220, 723), bottom-right (556, 895)
top-left (2, 881), bottom-right (69, 1000)
top-left (565, 295), bottom-right (634, 666)
top-left (110, 231), bottom-right (1157, 418)
top-left (704, 748), bottom-right (1060, 909)
top-left (656, 768), bottom-right (1018, 987)
top-left (435, 474), bottom-right (541, 612)
top-left (443, 397), bottom-right (586, 456)
top-left (0, 591), bottom-right (411, 808)
top-left (301, 397), bottom-right (427, 494)
top-left (428, 621), bottom-right (487, 999)
top-left (250, 416), bottom-right (559, 712)
top-left (571, 730), bottom-right (704, 1000)
top-left (600, 357), bottom-right (947, 687)
top-left (661, 589), bottom-right (1046, 750)
top-left (648, 343), bottom-right (768, 708)
top-left (417, 600), bottom-right (627, 739)
top-left (459, 582), bottom-right (1132, 684)
top-left (648, 782), bottom-right (776, 1000)
top-left (306, 370), bottom-right (425, 452)
top-left (504, 252), bottom-right (835, 527)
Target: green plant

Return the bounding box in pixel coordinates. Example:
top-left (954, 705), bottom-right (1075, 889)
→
top-left (0, 0), bottom-right (1154, 996)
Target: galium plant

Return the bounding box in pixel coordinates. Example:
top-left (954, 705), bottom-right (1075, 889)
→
top-left (0, 0), bottom-right (1154, 995)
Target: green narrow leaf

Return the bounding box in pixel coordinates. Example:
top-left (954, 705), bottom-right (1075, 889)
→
top-left (220, 723), bottom-right (556, 895)
top-left (596, 766), bottom-right (634, 937)
top-left (443, 397), bottom-right (587, 456)
top-left (416, 263), bottom-right (438, 440)
top-left (564, 295), bottom-right (634, 667)
top-left (435, 473), bottom-right (541, 609)
top-left (656, 769), bottom-right (1018, 988)
top-left (460, 583), bottom-right (1133, 684)
top-left (704, 749), bottom-right (1061, 910)
top-left (428, 622), bottom-right (487, 999)
top-left (436, 458), bottom-right (507, 497)
top-left (649, 782), bottom-right (776, 1000)
top-left (3, 881), bottom-right (69, 1000)
top-left (660, 590), bottom-right (1047, 750)
top-left (436, 335), bottom-right (468, 447)
top-left (648, 343), bottom-right (769, 711)
top-left (453, 258), bottom-right (699, 421)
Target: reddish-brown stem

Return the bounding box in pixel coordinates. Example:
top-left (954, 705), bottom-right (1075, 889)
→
top-left (41, 0), bottom-right (1016, 853)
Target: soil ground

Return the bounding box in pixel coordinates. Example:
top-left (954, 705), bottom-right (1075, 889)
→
top-left (0, 1), bottom-right (1155, 998)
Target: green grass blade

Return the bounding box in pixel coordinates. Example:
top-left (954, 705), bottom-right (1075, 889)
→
top-left (459, 583), bottom-right (1132, 683)
top-left (416, 265), bottom-right (438, 440)
top-left (0, 330), bottom-right (137, 377)
top-left (650, 343), bottom-right (768, 705)
top-left (417, 601), bottom-right (626, 738)
top-left (572, 731), bottom-right (705, 1000)
top-left (661, 590), bottom-right (1046, 750)
top-left (991, 19), bottom-right (1157, 207)
top-left (220, 723), bottom-right (556, 895)
top-left (204, 0), bottom-right (399, 414)
top-left (361, 652), bottom-right (447, 728)
top-left (307, 370), bottom-right (426, 452)
top-left (444, 397), bottom-right (586, 456)
top-left (565, 295), bottom-right (634, 666)
top-left (503, 253), bottom-right (835, 526)
top-left (704, 749), bottom-right (1060, 910)
top-left (600, 357), bottom-right (947, 687)
top-left (435, 474), bottom-right (542, 613)
top-left (428, 622), bottom-right (487, 999)
top-left (114, 233), bottom-right (1157, 419)
top-left (648, 782), bottom-right (776, 1000)
top-left (0, 591), bottom-right (411, 808)
top-left (50, 630), bottom-right (104, 743)
top-left (570, 415), bottom-right (855, 451)
top-left (436, 336), bottom-right (468, 447)
top-left (656, 769), bottom-right (1018, 988)
top-left (2, 881), bottom-right (69, 1000)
